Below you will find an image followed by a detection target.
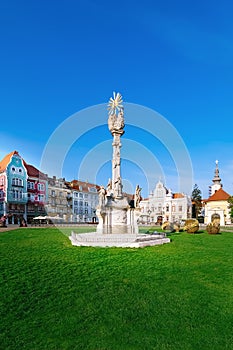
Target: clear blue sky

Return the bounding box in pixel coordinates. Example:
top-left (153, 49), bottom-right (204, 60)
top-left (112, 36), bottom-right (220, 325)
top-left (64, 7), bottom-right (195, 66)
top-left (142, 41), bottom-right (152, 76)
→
top-left (1, 0), bottom-right (233, 198)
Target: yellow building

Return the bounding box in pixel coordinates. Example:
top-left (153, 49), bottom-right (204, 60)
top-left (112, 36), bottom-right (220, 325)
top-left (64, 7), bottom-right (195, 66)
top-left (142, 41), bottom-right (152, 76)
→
top-left (204, 161), bottom-right (231, 225)
top-left (204, 188), bottom-right (231, 226)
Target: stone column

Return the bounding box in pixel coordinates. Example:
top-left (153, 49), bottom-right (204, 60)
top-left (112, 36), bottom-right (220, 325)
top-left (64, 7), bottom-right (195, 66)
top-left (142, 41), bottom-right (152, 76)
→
top-left (112, 130), bottom-right (124, 198)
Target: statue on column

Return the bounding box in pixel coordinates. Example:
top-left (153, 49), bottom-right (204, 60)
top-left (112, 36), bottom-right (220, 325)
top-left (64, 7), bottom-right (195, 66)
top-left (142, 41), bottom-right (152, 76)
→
top-left (106, 178), bottom-right (113, 197)
top-left (98, 186), bottom-right (106, 207)
top-left (134, 185), bottom-right (141, 208)
top-left (107, 92), bottom-right (125, 199)
top-left (107, 92), bottom-right (124, 133)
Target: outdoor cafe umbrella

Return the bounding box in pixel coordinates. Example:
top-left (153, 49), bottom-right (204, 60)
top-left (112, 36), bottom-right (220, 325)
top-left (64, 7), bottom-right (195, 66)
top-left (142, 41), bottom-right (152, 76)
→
top-left (33, 216), bottom-right (46, 220)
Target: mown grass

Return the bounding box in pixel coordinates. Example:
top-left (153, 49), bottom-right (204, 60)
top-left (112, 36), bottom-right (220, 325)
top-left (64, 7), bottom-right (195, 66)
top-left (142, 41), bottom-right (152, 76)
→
top-left (0, 227), bottom-right (233, 350)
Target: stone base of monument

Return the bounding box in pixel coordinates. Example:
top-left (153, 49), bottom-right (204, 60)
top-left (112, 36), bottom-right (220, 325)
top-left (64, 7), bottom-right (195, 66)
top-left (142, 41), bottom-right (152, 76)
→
top-left (69, 231), bottom-right (170, 248)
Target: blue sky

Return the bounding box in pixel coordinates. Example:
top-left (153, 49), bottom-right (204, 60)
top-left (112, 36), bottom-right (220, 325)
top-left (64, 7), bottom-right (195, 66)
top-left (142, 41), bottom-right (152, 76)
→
top-left (1, 0), bottom-right (233, 198)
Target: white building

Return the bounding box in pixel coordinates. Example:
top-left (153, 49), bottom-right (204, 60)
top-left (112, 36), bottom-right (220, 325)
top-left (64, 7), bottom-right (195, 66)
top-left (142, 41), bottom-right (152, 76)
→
top-left (68, 180), bottom-right (100, 223)
top-left (139, 180), bottom-right (192, 224)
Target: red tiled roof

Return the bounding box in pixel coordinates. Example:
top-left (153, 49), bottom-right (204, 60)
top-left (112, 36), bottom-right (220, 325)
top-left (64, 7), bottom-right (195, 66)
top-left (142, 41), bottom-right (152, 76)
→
top-left (173, 193), bottom-right (184, 199)
top-left (205, 188), bottom-right (231, 202)
top-left (68, 180), bottom-right (100, 192)
top-left (23, 162), bottom-right (47, 180)
top-left (0, 151), bottom-right (47, 180)
top-left (0, 151), bottom-right (19, 172)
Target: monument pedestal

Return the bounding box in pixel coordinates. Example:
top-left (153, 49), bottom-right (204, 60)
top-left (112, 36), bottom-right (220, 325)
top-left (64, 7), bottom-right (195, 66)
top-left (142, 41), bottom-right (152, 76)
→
top-left (69, 231), bottom-right (170, 248)
top-left (96, 195), bottom-right (140, 235)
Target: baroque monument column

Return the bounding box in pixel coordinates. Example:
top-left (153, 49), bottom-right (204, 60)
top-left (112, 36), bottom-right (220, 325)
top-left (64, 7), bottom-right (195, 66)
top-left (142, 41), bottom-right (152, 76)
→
top-left (95, 92), bottom-right (140, 234)
top-left (69, 92), bottom-right (170, 247)
top-left (108, 92), bottom-right (125, 198)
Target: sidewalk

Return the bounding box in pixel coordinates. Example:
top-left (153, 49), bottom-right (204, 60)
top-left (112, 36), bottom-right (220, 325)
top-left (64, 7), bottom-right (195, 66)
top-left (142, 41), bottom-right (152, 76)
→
top-left (0, 224), bottom-right (20, 232)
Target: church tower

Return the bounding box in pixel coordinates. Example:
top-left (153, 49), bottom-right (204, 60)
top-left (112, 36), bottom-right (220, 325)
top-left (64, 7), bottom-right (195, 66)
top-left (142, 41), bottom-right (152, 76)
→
top-left (210, 160), bottom-right (222, 195)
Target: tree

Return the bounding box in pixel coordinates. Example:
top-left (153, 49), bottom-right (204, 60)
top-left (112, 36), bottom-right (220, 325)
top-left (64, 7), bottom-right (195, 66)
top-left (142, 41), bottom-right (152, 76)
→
top-left (191, 184), bottom-right (202, 219)
top-left (227, 196), bottom-right (233, 223)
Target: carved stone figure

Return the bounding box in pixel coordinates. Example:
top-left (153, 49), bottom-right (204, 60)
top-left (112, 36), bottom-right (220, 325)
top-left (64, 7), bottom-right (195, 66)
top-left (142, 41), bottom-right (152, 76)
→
top-left (107, 92), bottom-right (124, 133)
top-left (114, 176), bottom-right (123, 198)
top-left (106, 178), bottom-right (113, 196)
top-left (134, 185), bottom-right (141, 208)
top-left (98, 186), bottom-right (106, 207)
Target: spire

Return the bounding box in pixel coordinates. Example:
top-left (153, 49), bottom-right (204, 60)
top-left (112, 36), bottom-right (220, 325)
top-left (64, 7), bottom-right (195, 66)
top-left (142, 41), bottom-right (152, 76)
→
top-left (210, 160), bottom-right (222, 196)
top-left (212, 160), bottom-right (221, 185)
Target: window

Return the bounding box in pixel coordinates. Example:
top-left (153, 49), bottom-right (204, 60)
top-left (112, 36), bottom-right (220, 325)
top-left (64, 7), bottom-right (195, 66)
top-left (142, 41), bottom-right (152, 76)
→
top-left (79, 186), bottom-right (82, 191)
top-left (11, 167), bottom-right (16, 172)
top-left (28, 193), bottom-right (35, 201)
top-left (18, 168), bottom-right (23, 173)
top-left (59, 191), bottom-right (63, 197)
top-left (85, 208), bottom-right (88, 214)
top-left (172, 205), bottom-right (175, 212)
top-left (12, 178), bottom-right (23, 187)
top-left (79, 193), bottom-right (83, 198)
top-left (84, 202), bottom-right (88, 207)
top-left (166, 204), bottom-right (169, 212)
top-left (13, 189), bottom-right (23, 200)
top-left (179, 205), bottom-right (182, 212)
top-left (51, 190), bottom-right (55, 197)
top-left (89, 187), bottom-right (97, 193)
top-left (84, 194), bottom-right (88, 198)
top-left (38, 194), bottom-right (44, 202)
top-left (79, 201), bottom-right (83, 206)
top-left (27, 181), bottom-right (34, 189)
top-left (74, 200), bottom-right (78, 205)
top-left (38, 183), bottom-right (44, 191)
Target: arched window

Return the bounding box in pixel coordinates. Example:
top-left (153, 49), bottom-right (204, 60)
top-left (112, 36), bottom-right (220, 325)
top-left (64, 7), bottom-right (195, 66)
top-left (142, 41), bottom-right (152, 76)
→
top-left (12, 178), bottom-right (23, 187)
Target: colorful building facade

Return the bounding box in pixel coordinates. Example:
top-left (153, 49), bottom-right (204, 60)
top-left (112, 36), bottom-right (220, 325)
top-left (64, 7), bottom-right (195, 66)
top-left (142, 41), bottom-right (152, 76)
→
top-left (0, 151), bottom-right (48, 224)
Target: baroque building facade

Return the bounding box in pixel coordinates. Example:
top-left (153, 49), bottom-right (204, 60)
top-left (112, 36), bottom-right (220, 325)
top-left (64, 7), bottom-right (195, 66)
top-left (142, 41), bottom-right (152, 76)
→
top-left (139, 180), bottom-right (192, 224)
top-left (0, 151), bottom-right (48, 224)
top-left (45, 178), bottom-right (100, 223)
top-left (45, 176), bottom-right (73, 222)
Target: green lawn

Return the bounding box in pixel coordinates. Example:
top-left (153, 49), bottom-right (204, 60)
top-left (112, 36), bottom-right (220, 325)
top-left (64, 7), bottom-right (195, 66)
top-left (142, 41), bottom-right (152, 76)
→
top-left (0, 227), bottom-right (233, 350)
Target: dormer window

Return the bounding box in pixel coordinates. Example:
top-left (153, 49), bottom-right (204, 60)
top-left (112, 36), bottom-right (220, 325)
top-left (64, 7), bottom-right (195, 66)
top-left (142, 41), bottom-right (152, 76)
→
top-left (89, 187), bottom-right (97, 193)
